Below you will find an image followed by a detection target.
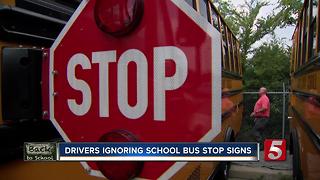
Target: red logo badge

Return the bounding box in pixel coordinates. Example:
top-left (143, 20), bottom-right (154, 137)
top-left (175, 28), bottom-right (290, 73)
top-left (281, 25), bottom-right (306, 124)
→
top-left (264, 139), bottom-right (286, 161)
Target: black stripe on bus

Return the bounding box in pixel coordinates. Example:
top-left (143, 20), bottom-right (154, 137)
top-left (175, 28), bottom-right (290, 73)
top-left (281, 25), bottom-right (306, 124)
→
top-left (293, 90), bottom-right (320, 107)
top-left (222, 70), bottom-right (242, 80)
top-left (222, 88), bottom-right (243, 97)
top-left (293, 55), bottom-right (320, 77)
top-left (0, 5), bottom-right (66, 46)
top-left (291, 106), bottom-right (320, 152)
top-left (222, 101), bottom-right (243, 120)
top-left (16, 0), bottom-right (77, 21)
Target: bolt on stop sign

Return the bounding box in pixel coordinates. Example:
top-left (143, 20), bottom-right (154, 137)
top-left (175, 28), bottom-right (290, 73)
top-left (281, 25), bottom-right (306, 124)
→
top-left (49, 0), bottom-right (222, 179)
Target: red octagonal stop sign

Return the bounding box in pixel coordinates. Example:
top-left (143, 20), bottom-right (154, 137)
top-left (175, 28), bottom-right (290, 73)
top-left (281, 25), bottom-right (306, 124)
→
top-left (50, 0), bottom-right (222, 179)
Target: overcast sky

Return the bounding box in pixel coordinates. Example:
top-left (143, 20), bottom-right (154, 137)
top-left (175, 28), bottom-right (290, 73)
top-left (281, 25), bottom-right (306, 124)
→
top-left (230, 0), bottom-right (296, 47)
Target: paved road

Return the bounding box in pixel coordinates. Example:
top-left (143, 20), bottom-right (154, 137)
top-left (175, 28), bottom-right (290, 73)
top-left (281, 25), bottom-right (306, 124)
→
top-left (229, 151), bottom-right (292, 180)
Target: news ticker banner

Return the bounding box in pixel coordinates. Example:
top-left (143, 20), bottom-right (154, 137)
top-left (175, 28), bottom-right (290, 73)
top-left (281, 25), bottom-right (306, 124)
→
top-left (24, 142), bottom-right (259, 161)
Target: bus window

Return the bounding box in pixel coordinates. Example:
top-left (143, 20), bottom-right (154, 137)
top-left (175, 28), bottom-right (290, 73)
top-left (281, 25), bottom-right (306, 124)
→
top-left (224, 45), bottom-right (229, 71)
top-left (233, 38), bottom-right (239, 74)
top-left (221, 23), bottom-right (230, 71)
top-left (293, 31), bottom-right (299, 73)
top-left (308, 0), bottom-right (318, 59)
top-left (296, 23), bottom-right (301, 70)
top-left (312, 0), bottom-right (318, 18)
top-left (236, 40), bottom-right (242, 75)
top-left (185, 0), bottom-right (195, 9)
top-left (228, 30), bottom-right (234, 72)
top-left (312, 0), bottom-right (319, 55)
top-left (291, 37), bottom-right (296, 73)
top-left (318, 0), bottom-right (320, 53)
top-left (299, 15), bottom-right (304, 66)
top-left (210, 5), bottom-right (220, 30)
top-left (302, 4), bottom-right (309, 64)
top-left (295, 28), bottom-right (299, 71)
top-left (237, 42), bottom-right (243, 75)
top-left (199, 0), bottom-right (209, 22)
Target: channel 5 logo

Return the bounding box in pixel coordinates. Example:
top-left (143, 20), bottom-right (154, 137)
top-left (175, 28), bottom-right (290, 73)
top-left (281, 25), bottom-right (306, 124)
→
top-left (264, 139), bottom-right (286, 161)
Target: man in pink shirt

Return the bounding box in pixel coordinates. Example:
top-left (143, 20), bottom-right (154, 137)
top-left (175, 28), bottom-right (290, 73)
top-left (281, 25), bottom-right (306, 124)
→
top-left (250, 87), bottom-right (270, 141)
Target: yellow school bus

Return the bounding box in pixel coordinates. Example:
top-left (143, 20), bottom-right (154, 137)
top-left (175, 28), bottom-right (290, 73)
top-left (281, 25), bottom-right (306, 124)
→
top-left (0, 0), bottom-right (243, 179)
top-left (289, 0), bottom-right (320, 179)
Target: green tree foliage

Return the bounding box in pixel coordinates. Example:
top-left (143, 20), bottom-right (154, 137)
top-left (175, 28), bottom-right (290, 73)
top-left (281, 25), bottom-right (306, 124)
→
top-left (244, 39), bottom-right (291, 91)
top-left (215, 0), bottom-right (302, 60)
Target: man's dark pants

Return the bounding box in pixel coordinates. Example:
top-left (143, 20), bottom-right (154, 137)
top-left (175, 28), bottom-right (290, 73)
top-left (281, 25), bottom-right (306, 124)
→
top-left (252, 118), bottom-right (268, 142)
